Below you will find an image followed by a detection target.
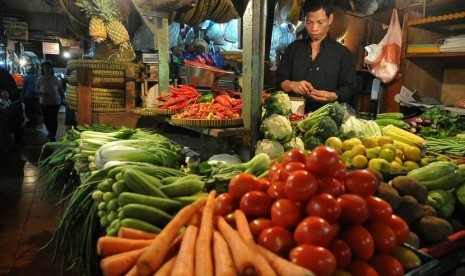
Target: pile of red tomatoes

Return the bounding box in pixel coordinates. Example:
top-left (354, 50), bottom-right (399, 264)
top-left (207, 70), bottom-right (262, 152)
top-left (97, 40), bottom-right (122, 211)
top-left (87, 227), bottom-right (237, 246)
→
top-left (215, 146), bottom-right (411, 276)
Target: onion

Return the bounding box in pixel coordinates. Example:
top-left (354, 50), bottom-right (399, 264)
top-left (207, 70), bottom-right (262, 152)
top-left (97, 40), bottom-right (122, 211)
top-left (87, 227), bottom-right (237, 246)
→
top-left (422, 119), bottom-right (432, 126)
top-left (410, 127), bottom-right (417, 133)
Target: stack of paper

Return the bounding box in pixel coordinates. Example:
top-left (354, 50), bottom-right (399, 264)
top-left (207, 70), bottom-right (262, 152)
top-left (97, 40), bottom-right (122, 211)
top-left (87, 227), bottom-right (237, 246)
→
top-left (438, 35), bottom-right (465, 52)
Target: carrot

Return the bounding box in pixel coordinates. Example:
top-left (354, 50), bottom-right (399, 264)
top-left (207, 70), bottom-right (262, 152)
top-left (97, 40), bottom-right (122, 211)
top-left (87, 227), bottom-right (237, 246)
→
top-left (124, 265), bottom-right (138, 276)
top-left (164, 231), bottom-right (185, 262)
top-left (233, 210), bottom-right (277, 276)
top-left (137, 197), bottom-right (207, 276)
top-left (189, 210), bottom-right (202, 226)
top-left (154, 255), bottom-right (177, 276)
top-left (217, 216), bottom-right (257, 276)
top-left (118, 227), bottom-right (158, 240)
top-left (97, 236), bottom-right (151, 257)
top-left (213, 231), bottom-right (237, 276)
top-left (257, 246), bottom-right (315, 276)
top-left (195, 190), bottom-right (216, 276)
top-left (171, 225), bottom-right (199, 276)
top-left (100, 248), bottom-right (144, 276)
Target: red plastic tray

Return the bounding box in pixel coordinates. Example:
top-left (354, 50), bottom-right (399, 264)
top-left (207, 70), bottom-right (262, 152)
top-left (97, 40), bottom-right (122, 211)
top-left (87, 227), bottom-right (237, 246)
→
top-left (420, 230), bottom-right (465, 259)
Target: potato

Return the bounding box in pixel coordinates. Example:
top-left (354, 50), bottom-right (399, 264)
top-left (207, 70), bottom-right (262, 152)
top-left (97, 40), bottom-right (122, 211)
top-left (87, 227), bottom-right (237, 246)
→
top-left (405, 231), bottom-right (420, 249)
top-left (395, 196), bottom-right (424, 224)
top-left (422, 204), bottom-right (437, 217)
top-left (413, 216), bottom-right (454, 244)
top-left (376, 184), bottom-right (401, 209)
top-left (391, 176), bottom-right (428, 204)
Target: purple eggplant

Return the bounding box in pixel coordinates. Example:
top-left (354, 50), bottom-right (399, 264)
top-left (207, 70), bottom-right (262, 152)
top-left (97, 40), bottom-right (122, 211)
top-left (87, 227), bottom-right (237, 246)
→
top-left (421, 118), bottom-right (432, 126)
top-left (405, 117), bottom-right (423, 126)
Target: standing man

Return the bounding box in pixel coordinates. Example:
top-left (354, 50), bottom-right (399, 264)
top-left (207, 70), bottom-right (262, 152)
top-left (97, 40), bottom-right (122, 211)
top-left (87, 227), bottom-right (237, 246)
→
top-left (277, 0), bottom-right (357, 112)
top-left (35, 61), bottom-right (62, 142)
top-left (23, 66), bottom-right (38, 127)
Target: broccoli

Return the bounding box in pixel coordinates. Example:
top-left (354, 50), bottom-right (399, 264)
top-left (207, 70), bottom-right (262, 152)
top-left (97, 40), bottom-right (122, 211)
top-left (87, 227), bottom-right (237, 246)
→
top-left (260, 114), bottom-right (294, 143)
top-left (303, 116), bottom-right (340, 142)
top-left (264, 91), bottom-right (292, 116)
top-left (303, 136), bottom-right (323, 150)
top-left (283, 137), bottom-right (305, 151)
top-left (297, 102), bottom-right (345, 132)
top-left (255, 139), bottom-right (285, 159)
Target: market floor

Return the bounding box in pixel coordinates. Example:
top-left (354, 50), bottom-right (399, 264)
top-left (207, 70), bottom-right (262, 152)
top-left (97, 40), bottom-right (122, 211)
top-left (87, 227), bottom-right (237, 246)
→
top-left (0, 110), bottom-right (78, 276)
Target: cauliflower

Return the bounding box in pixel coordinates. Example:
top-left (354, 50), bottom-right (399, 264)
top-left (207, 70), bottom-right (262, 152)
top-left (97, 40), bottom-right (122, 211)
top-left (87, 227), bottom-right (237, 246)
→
top-left (264, 91), bottom-right (292, 116)
top-left (260, 114), bottom-right (293, 143)
top-left (283, 137), bottom-right (305, 151)
top-left (255, 139), bottom-right (284, 159)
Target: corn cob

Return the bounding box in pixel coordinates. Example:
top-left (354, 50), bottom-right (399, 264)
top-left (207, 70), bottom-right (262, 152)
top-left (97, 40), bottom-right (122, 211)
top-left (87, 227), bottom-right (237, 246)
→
top-left (382, 124), bottom-right (427, 151)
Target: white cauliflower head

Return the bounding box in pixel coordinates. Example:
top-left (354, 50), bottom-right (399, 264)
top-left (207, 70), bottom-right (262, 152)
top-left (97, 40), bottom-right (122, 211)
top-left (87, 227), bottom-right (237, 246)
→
top-left (260, 114), bottom-right (293, 143)
top-left (283, 136), bottom-right (305, 151)
top-left (255, 139), bottom-right (284, 160)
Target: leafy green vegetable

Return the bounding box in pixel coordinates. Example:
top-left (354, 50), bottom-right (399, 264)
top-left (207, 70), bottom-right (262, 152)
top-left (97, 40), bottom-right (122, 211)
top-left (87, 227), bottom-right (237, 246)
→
top-left (420, 107), bottom-right (465, 138)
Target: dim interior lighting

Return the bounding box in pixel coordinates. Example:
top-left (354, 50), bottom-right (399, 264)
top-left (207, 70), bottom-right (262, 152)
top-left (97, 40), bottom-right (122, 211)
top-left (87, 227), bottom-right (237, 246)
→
top-left (19, 58), bottom-right (26, 66)
top-left (63, 51), bottom-right (70, 58)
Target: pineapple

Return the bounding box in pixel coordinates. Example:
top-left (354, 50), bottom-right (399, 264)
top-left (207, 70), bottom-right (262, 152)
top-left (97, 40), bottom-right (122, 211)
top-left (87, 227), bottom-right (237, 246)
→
top-left (106, 20), bottom-right (130, 46)
top-left (88, 17), bottom-right (107, 42)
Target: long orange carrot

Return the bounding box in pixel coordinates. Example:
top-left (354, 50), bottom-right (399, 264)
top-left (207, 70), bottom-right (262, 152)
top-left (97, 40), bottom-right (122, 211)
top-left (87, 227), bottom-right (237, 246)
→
top-left (195, 190), bottom-right (216, 276)
top-left (257, 246), bottom-right (315, 276)
top-left (100, 248), bottom-right (144, 276)
top-left (137, 197), bottom-right (207, 276)
top-left (171, 225), bottom-right (199, 276)
top-left (217, 216), bottom-right (257, 276)
top-left (97, 236), bottom-right (151, 257)
top-left (233, 210), bottom-right (277, 276)
top-left (189, 210), bottom-right (202, 226)
top-left (213, 230), bottom-right (238, 276)
top-left (124, 265), bottom-right (138, 276)
top-left (164, 231), bottom-right (185, 262)
top-left (154, 255), bottom-right (177, 276)
top-left (118, 227), bottom-right (158, 240)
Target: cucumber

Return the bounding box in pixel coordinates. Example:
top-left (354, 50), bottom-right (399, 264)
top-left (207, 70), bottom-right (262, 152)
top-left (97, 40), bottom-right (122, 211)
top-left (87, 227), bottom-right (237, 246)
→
top-left (123, 169), bottom-right (168, 198)
top-left (159, 179), bottom-right (205, 198)
top-left (107, 210), bottom-right (118, 223)
top-left (106, 198), bottom-right (120, 211)
top-left (120, 218), bottom-right (162, 234)
top-left (160, 176), bottom-right (182, 185)
top-left (115, 172), bottom-right (124, 181)
top-left (97, 201), bottom-right (107, 211)
top-left (100, 216), bottom-right (110, 228)
top-left (120, 203), bottom-right (173, 227)
top-left (92, 190), bottom-right (104, 201)
top-left (118, 192), bottom-right (182, 212)
top-left (97, 210), bottom-right (107, 217)
top-left (108, 166), bottom-right (124, 179)
top-left (97, 178), bottom-right (115, 192)
top-left (102, 191), bottom-right (117, 202)
top-left (173, 193), bottom-right (209, 206)
top-left (112, 180), bottom-right (129, 194)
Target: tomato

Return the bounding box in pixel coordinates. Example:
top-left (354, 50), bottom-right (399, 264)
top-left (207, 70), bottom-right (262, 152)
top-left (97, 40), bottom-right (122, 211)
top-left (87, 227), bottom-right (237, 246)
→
top-left (306, 146), bottom-right (341, 178)
top-left (282, 148), bottom-right (307, 165)
top-left (284, 170), bottom-right (318, 202)
top-left (329, 223), bottom-right (341, 240)
top-left (280, 162), bottom-right (307, 181)
top-left (328, 239), bottom-right (352, 269)
top-left (240, 191), bottom-right (273, 218)
top-left (343, 225), bottom-right (374, 261)
top-left (267, 181), bottom-right (286, 200)
top-left (369, 253), bottom-right (404, 276)
top-left (337, 194), bottom-right (369, 224)
top-left (289, 244), bottom-right (337, 276)
top-left (269, 163), bottom-right (283, 184)
top-left (258, 178), bottom-right (271, 192)
top-left (388, 215), bottom-right (410, 245)
top-left (258, 226), bottom-right (295, 257)
top-left (366, 222), bottom-right (397, 253)
top-left (333, 161), bottom-right (347, 182)
top-left (349, 260), bottom-right (379, 276)
top-left (294, 216), bottom-right (333, 247)
top-left (224, 212), bottom-right (236, 228)
top-left (344, 169), bottom-right (379, 198)
top-left (306, 193), bottom-right (341, 224)
top-left (229, 173), bottom-right (261, 200)
top-left (214, 193), bottom-right (239, 216)
top-left (366, 196), bottom-right (393, 223)
top-left (249, 218), bottom-right (273, 240)
top-left (271, 199), bottom-right (302, 229)
top-left (318, 177), bottom-right (345, 197)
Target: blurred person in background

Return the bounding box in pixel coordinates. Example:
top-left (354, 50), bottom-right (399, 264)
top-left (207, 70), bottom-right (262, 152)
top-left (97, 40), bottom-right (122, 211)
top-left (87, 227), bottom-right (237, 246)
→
top-left (35, 61), bottom-right (62, 142)
top-left (0, 68), bottom-right (24, 149)
top-left (22, 66), bottom-right (39, 127)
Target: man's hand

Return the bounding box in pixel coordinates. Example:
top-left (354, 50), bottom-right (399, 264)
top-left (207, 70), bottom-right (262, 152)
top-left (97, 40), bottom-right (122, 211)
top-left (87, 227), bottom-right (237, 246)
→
top-left (310, 90), bottom-right (338, 103)
top-left (290, 81), bottom-right (314, 97)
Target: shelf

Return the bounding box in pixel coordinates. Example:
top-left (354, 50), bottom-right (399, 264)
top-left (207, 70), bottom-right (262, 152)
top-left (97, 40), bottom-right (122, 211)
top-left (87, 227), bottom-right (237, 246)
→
top-left (407, 0), bottom-right (465, 17)
top-left (408, 11), bottom-right (465, 35)
top-left (160, 116), bottom-right (249, 138)
top-left (406, 52), bottom-right (465, 67)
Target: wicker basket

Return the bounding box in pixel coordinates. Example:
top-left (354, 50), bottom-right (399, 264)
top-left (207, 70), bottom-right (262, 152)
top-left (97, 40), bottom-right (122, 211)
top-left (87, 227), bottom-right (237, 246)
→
top-left (171, 117), bottom-right (243, 127)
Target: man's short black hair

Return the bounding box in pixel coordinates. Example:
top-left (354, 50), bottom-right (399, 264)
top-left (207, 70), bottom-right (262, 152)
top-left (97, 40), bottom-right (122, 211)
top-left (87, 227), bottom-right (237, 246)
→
top-left (303, 0), bottom-right (333, 17)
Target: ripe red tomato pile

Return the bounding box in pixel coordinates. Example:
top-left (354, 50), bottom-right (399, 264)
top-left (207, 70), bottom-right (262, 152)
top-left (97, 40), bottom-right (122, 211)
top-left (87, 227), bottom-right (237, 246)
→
top-left (215, 146), bottom-right (410, 276)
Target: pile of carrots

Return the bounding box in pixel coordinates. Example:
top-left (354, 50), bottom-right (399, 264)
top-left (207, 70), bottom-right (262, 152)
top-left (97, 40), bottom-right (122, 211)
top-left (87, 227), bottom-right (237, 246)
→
top-left (96, 191), bottom-right (315, 276)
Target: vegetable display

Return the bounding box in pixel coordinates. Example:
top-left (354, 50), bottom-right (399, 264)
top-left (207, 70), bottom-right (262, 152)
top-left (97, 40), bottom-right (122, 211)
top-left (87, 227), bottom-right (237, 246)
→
top-left (172, 102), bottom-right (241, 119)
top-left (157, 85), bottom-right (201, 110)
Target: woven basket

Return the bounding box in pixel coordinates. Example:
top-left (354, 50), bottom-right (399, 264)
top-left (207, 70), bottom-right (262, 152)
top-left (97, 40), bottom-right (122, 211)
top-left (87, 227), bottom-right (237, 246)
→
top-left (92, 76), bottom-right (126, 89)
top-left (171, 117), bottom-right (243, 127)
top-left (92, 103), bottom-right (126, 112)
top-left (92, 69), bottom-right (125, 77)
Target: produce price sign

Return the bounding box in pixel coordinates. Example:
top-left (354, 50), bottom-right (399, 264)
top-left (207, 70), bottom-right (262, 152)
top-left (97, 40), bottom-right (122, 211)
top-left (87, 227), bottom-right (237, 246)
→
top-left (2, 17), bottom-right (28, 41)
top-left (42, 42), bottom-right (60, 55)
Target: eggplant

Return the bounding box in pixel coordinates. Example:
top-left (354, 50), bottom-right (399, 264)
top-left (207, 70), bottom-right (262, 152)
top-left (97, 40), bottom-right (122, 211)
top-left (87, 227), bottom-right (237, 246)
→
top-left (405, 117), bottom-right (423, 126)
top-left (422, 118), bottom-right (432, 126)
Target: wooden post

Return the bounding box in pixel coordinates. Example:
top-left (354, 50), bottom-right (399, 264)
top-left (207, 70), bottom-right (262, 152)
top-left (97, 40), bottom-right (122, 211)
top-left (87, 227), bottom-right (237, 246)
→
top-left (126, 66), bottom-right (136, 112)
top-left (77, 67), bottom-right (92, 125)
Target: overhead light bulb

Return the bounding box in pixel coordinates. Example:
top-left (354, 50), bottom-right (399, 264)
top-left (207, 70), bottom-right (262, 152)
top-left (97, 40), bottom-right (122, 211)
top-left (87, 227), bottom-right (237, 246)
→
top-left (63, 51), bottom-right (70, 58)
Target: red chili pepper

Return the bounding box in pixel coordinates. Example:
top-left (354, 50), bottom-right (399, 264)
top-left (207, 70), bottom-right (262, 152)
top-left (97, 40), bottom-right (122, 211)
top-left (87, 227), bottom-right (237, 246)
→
top-left (169, 100), bottom-right (191, 110)
top-left (215, 95), bottom-right (233, 107)
top-left (162, 96), bottom-right (190, 108)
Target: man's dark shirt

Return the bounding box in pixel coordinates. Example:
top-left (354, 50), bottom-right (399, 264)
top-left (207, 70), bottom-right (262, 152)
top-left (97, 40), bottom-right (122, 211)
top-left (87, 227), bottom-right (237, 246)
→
top-left (276, 35), bottom-right (357, 112)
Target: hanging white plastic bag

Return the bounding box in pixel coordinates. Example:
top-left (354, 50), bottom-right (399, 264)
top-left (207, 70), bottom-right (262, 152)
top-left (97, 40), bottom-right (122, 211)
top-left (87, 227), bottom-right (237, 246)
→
top-left (364, 9), bottom-right (402, 84)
